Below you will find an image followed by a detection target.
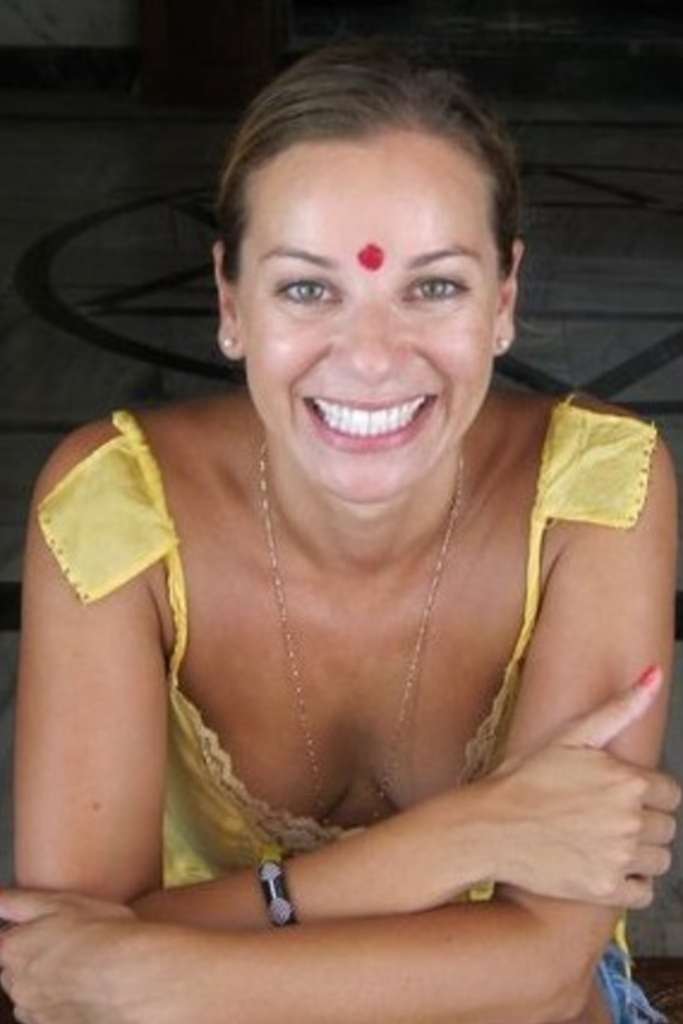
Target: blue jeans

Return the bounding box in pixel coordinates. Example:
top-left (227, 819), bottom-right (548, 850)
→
top-left (597, 944), bottom-right (668, 1023)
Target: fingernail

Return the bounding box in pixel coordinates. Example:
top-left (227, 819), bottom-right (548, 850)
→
top-left (636, 665), bottom-right (661, 689)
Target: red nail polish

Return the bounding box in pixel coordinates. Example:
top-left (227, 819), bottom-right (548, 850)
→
top-left (636, 665), bottom-right (660, 689)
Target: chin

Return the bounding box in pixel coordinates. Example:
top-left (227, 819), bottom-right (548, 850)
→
top-left (305, 448), bottom-right (442, 509)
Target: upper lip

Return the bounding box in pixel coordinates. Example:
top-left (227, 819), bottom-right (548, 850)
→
top-left (307, 395), bottom-right (431, 410)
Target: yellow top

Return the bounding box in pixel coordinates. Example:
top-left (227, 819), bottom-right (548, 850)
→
top-left (37, 396), bottom-right (656, 949)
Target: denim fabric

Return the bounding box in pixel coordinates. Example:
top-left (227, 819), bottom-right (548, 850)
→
top-left (597, 944), bottom-right (668, 1023)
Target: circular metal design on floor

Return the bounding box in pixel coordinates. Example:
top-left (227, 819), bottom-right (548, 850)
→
top-left (11, 164), bottom-right (683, 408)
top-left (13, 186), bottom-right (240, 381)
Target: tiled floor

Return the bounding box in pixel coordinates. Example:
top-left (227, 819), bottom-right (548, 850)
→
top-left (0, 73), bottom-right (681, 953)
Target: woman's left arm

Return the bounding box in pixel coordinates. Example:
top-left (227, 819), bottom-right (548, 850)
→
top-left (493, 429), bottom-right (678, 974)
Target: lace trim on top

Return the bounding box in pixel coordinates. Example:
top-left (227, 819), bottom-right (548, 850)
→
top-left (459, 664), bottom-right (520, 784)
top-left (173, 686), bottom-right (354, 853)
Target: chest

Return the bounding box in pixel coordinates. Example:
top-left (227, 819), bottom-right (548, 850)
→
top-left (173, 496), bottom-right (537, 828)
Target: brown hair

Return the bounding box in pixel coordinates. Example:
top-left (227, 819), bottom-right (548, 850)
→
top-left (216, 40), bottom-right (521, 279)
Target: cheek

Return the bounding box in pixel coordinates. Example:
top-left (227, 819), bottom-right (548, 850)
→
top-left (425, 314), bottom-right (496, 373)
top-left (437, 324), bottom-right (495, 419)
top-left (241, 309), bottom-right (329, 389)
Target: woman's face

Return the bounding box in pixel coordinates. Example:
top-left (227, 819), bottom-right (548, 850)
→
top-left (213, 129), bottom-right (523, 506)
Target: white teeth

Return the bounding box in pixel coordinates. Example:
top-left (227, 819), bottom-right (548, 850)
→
top-left (312, 397), bottom-right (426, 437)
top-left (350, 408), bottom-right (368, 435)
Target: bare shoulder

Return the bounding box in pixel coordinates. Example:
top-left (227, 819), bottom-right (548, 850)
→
top-left (474, 388), bottom-right (557, 483)
top-left (132, 390), bottom-right (257, 496)
top-left (481, 387), bottom-right (556, 444)
top-left (33, 390), bottom-right (257, 506)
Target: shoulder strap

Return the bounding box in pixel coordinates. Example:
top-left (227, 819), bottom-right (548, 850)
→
top-left (536, 400), bottom-right (656, 527)
top-left (39, 411), bottom-right (179, 605)
top-left (512, 398), bottom-right (656, 669)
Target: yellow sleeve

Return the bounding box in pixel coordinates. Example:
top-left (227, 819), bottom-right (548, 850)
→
top-left (538, 403), bottom-right (656, 527)
top-left (38, 417), bottom-right (179, 605)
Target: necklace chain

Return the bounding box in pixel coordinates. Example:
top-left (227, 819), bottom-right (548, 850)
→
top-left (258, 446), bottom-right (465, 820)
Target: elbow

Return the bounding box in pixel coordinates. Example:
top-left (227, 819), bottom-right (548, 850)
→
top-left (487, 953), bottom-right (593, 1024)
top-left (535, 954), bottom-right (594, 1024)
top-left (14, 859), bottom-right (157, 907)
top-left (495, 890), bottom-right (612, 1023)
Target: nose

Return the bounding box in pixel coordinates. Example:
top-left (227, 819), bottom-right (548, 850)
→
top-left (341, 303), bottom-right (406, 382)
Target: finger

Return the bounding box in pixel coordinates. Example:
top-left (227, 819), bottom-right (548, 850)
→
top-left (628, 845), bottom-right (672, 879)
top-left (618, 876), bottom-right (655, 910)
top-left (0, 890), bottom-right (61, 927)
top-left (561, 665), bottom-right (662, 750)
top-left (644, 772), bottom-right (682, 814)
top-left (641, 809), bottom-right (678, 846)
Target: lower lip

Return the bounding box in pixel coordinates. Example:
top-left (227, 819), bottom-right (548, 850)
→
top-left (305, 398), bottom-right (435, 453)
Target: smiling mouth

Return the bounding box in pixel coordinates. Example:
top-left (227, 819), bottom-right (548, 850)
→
top-left (308, 396), bottom-right (431, 437)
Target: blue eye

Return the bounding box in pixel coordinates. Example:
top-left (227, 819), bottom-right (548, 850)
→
top-left (411, 278), bottom-right (462, 301)
top-left (280, 280), bottom-right (328, 304)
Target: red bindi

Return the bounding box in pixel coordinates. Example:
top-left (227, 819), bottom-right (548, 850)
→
top-left (357, 243), bottom-right (385, 271)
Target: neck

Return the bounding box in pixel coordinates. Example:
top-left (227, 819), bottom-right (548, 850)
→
top-left (259, 440), bottom-right (465, 577)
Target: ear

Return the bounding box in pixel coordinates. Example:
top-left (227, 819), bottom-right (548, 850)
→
top-left (493, 238), bottom-right (524, 356)
top-left (212, 240), bottom-right (245, 360)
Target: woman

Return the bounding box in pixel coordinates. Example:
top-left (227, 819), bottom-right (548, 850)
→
top-left (0, 41), bottom-right (679, 1023)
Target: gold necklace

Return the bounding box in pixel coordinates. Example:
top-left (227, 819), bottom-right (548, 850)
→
top-left (258, 445), bottom-right (465, 820)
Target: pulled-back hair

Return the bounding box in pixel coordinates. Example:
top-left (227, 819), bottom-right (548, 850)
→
top-left (216, 40), bottom-right (521, 278)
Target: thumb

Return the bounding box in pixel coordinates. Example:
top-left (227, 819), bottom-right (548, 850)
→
top-left (0, 888), bottom-right (61, 926)
top-left (561, 665), bottom-right (662, 750)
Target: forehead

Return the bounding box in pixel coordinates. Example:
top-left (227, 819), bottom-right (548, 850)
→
top-left (241, 130), bottom-right (494, 251)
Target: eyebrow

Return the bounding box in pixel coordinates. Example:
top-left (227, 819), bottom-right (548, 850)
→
top-left (408, 246), bottom-right (481, 268)
top-left (260, 247), bottom-right (338, 269)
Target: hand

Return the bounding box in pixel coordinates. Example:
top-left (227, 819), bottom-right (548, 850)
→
top-left (490, 666), bottom-right (681, 907)
top-left (0, 890), bottom-right (206, 1024)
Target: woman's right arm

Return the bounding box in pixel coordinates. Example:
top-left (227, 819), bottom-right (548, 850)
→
top-left (14, 425), bottom-right (171, 901)
top-left (15, 428), bottom-right (506, 922)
